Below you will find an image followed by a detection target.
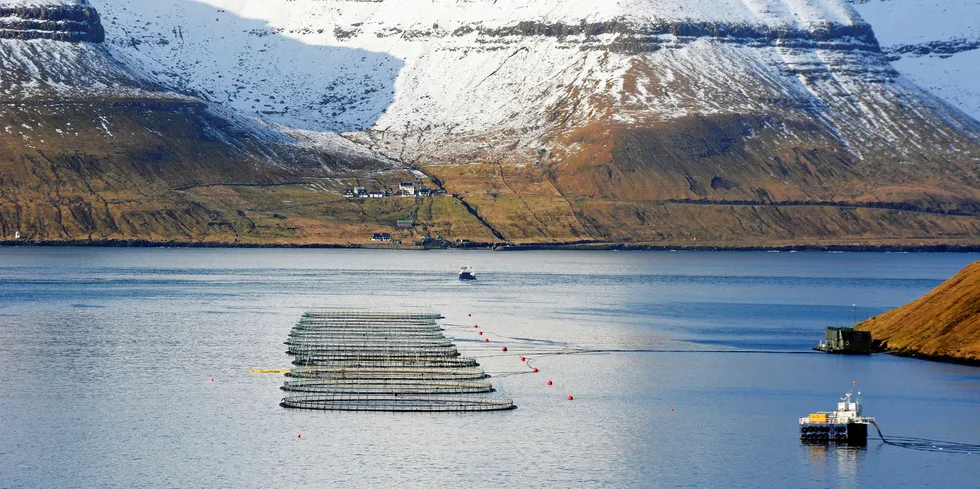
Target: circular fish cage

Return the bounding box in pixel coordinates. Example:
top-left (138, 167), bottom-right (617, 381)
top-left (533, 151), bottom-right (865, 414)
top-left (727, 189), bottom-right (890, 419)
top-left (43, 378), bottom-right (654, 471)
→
top-left (286, 366), bottom-right (489, 381)
top-left (281, 378), bottom-right (494, 394)
top-left (291, 351), bottom-right (461, 365)
top-left (288, 343), bottom-right (458, 355)
top-left (289, 330), bottom-right (448, 339)
top-left (280, 393), bottom-right (515, 412)
top-left (286, 357), bottom-right (480, 369)
top-left (285, 338), bottom-right (456, 348)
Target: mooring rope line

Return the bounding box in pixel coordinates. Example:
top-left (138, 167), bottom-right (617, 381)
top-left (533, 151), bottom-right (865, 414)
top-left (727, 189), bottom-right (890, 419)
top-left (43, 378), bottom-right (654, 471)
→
top-left (870, 420), bottom-right (979, 455)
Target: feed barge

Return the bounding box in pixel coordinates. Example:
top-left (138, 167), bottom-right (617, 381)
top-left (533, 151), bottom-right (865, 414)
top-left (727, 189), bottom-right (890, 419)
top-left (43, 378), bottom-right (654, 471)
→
top-left (799, 391), bottom-right (873, 445)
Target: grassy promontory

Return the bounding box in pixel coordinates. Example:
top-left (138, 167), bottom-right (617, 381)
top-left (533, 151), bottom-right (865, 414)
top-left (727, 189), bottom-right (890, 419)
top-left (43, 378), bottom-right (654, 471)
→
top-left (859, 261), bottom-right (980, 366)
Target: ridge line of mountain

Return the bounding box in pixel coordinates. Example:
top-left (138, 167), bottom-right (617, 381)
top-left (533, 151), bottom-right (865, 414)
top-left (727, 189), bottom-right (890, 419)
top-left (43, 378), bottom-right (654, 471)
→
top-left (885, 37), bottom-right (980, 58)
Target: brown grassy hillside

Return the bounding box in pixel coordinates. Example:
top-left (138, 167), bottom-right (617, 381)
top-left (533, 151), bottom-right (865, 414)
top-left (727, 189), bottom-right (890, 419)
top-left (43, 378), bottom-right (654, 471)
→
top-left (858, 261), bottom-right (980, 364)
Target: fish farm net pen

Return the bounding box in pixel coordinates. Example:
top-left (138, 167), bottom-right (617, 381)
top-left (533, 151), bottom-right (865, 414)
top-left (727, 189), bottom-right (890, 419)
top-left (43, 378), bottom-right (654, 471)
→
top-left (291, 325), bottom-right (445, 334)
top-left (302, 312), bottom-right (443, 319)
top-left (281, 379), bottom-right (494, 394)
top-left (277, 310), bottom-right (512, 411)
top-left (286, 366), bottom-right (490, 381)
top-left (289, 330), bottom-right (448, 338)
top-left (285, 357), bottom-right (480, 368)
top-left (286, 338), bottom-right (457, 347)
top-left (279, 393), bottom-right (515, 412)
top-left (288, 344), bottom-right (460, 355)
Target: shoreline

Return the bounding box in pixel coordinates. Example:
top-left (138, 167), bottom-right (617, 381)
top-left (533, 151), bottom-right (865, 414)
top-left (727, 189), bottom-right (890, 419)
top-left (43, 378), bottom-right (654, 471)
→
top-left (885, 349), bottom-right (980, 368)
top-left (1, 239), bottom-right (980, 252)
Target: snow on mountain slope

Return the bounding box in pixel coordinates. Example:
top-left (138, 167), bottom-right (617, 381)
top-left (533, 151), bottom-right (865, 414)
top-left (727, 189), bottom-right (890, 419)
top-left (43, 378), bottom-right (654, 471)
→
top-left (88, 0), bottom-right (979, 175)
top-left (848, 0), bottom-right (980, 121)
top-left (91, 0), bottom-right (877, 133)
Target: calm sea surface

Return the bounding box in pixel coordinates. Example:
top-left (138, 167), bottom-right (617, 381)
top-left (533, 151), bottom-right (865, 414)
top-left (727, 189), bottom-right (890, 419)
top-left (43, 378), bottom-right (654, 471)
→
top-left (1, 248), bottom-right (979, 488)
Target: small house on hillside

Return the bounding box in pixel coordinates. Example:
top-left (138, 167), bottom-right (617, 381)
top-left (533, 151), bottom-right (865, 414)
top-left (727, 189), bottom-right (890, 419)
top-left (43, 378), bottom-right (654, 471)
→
top-left (399, 182), bottom-right (416, 196)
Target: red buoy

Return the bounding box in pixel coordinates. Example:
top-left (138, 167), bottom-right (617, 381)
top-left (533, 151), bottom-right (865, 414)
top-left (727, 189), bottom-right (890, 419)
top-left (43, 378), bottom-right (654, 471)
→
top-left (210, 378), bottom-right (214, 382)
top-left (567, 395), bottom-right (574, 401)
top-left (547, 380), bottom-right (553, 386)
top-left (532, 368), bottom-right (538, 373)
top-left (501, 347), bottom-right (508, 352)
top-left (473, 325), bottom-right (478, 328)
top-left (468, 313), bottom-right (471, 317)
top-left (670, 407), bottom-right (674, 412)
top-left (478, 331), bottom-right (483, 336)
top-left (297, 434), bottom-right (301, 438)
top-left (520, 356), bottom-right (526, 362)
top-left (484, 338), bottom-right (489, 342)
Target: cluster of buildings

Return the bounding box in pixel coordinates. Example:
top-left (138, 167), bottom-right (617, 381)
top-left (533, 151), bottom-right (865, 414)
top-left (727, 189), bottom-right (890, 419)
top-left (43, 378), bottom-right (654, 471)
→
top-left (343, 182), bottom-right (441, 199)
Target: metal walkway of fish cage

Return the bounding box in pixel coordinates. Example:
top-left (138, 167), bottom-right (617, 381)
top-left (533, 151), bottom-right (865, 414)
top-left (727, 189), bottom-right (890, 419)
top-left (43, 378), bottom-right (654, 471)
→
top-left (277, 311), bottom-right (514, 411)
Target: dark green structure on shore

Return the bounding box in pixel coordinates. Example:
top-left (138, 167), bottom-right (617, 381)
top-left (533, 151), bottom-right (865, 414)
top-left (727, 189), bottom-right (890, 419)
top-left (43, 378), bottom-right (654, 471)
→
top-left (814, 327), bottom-right (874, 354)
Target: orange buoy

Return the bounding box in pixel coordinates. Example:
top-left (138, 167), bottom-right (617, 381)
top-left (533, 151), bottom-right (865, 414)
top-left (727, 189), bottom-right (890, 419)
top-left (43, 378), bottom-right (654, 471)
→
top-left (547, 380), bottom-right (553, 386)
top-left (567, 395), bottom-right (574, 401)
top-left (501, 347), bottom-right (508, 352)
top-left (520, 356), bottom-right (526, 362)
top-left (484, 338), bottom-right (489, 342)
top-left (532, 368), bottom-right (539, 373)
top-left (853, 381), bottom-right (857, 385)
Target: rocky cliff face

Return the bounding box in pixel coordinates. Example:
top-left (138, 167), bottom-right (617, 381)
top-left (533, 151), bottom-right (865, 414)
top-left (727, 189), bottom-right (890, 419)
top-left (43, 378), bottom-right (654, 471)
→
top-left (0, 1), bottom-right (103, 42)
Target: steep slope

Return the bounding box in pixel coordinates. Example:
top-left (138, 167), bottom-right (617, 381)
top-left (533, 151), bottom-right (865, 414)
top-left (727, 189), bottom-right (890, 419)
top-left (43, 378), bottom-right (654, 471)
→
top-left (2, 0), bottom-right (978, 246)
top-left (0, 0), bottom-right (412, 244)
top-left (84, 0), bottom-right (980, 246)
top-left (847, 0), bottom-right (980, 121)
top-left (859, 261), bottom-right (980, 365)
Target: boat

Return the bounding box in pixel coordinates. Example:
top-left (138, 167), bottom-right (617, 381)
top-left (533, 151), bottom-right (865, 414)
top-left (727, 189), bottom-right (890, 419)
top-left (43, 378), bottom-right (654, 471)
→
top-left (799, 391), bottom-right (874, 445)
top-left (458, 266), bottom-right (476, 281)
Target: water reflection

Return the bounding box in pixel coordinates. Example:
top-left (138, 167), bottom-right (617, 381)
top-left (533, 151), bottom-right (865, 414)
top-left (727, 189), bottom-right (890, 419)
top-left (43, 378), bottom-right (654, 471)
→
top-left (805, 443), bottom-right (864, 488)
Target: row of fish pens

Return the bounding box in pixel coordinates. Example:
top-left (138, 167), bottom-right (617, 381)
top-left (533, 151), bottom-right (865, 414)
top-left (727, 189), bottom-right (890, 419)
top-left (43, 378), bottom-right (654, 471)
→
top-left (279, 311), bottom-right (515, 411)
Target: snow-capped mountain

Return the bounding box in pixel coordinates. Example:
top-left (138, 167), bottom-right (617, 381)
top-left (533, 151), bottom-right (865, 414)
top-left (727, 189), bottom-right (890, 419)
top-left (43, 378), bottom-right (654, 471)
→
top-left (88, 1), bottom-right (978, 167)
top-left (847, 0), bottom-right (980, 121)
top-left (2, 0), bottom-right (979, 245)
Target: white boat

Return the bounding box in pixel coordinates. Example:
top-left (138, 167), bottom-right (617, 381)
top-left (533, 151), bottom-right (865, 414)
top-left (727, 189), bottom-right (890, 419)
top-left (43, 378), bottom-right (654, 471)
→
top-left (799, 391), bottom-right (874, 445)
top-left (458, 266), bottom-right (476, 280)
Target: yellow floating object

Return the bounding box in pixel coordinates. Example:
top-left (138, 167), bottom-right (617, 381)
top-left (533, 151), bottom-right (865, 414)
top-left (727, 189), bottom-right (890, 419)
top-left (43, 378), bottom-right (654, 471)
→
top-left (250, 369), bottom-right (291, 374)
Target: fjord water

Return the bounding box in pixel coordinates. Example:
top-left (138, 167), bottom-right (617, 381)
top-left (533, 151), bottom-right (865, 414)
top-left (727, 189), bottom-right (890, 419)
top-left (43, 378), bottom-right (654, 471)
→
top-left (1, 249), bottom-right (978, 488)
